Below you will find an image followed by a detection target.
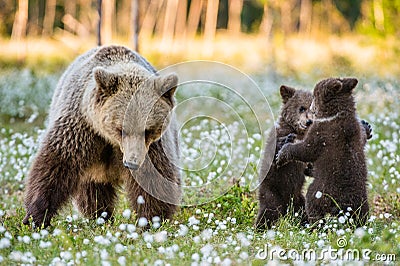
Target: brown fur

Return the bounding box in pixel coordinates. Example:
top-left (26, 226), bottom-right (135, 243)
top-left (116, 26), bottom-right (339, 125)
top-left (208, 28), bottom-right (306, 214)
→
top-left (256, 86), bottom-right (313, 229)
top-left (276, 78), bottom-right (369, 226)
top-left (23, 45), bottom-right (181, 228)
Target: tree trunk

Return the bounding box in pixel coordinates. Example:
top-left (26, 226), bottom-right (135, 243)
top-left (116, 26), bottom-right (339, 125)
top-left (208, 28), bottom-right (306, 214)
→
top-left (43, 0), bottom-right (57, 36)
top-left (187, 0), bottom-right (203, 39)
top-left (101, 0), bottom-right (114, 44)
top-left (140, 0), bottom-right (164, 39)
top-left (299, 0), bottom-right (312, 35)
top-left (280, 0), bottom-right (293, 35)
top-left (97, 0), bottom-right (102, 45)
top-left (11, 0), bottom-right (28, 40)
top-left (204, 0), bottom-right (219, 41)
top-left (64, 0), bottom-right (77, 33)
top-left (227, 0), bottom-right (243, 34)
top-left (259, 1), bottom-right (272, 38)
top-left (131, 0), bottom-right (139, 51)
top-left (174, 0), bottom-right (187, 39)
top-left (373, 0), bottom-right (385, 31)
top-left (161, 0), bottom-right (178, 47)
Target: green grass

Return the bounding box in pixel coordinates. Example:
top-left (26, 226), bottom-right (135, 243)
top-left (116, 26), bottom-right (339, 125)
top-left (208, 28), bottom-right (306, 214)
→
top-left (0, 69), bottom-right (399, 265)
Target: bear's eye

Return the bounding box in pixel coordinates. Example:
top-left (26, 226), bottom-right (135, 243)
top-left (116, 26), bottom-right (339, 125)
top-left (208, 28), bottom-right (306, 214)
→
top-left (299, 106), bottom-right (306, 113)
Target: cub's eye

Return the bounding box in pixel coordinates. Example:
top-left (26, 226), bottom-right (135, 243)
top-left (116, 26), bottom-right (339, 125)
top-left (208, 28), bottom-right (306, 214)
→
top-left (299, 106), bottom-right (306, 113)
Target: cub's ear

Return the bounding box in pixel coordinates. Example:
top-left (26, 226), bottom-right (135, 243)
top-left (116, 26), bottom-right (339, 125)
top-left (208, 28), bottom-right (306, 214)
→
top-left (280, 85), bottom-right (296, 104)
top-left (93, 67), bottom-right (119, 98)
top-left (340, 77), bottom-right (358, 93)
top-left (156, 73), bottom-right (178, 105)
top-left (316, 78), bottom-right (342, 101)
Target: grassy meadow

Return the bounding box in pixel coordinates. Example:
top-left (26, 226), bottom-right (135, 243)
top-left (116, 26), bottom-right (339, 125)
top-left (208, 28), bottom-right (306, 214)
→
top-left (0, 36), bottom-right (400, 265)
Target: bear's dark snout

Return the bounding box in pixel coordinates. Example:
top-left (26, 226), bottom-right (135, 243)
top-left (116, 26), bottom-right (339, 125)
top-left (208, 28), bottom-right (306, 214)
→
top-left (306, 119), bottom-right (313, 126)
top-left (124, 161), bottom-right (140, 170)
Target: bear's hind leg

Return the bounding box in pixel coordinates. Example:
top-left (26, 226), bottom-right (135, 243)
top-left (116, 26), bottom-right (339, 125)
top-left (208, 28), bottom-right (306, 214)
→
top-left (256, 192), bottom-right (285, 229)
top-left (73, 181), bottom-right (117, 220)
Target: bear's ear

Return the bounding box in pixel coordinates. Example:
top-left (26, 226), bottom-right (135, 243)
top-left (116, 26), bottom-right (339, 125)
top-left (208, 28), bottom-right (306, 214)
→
top-left (317, 78), bottom-right (342, 101)
top-left (280, 85), bottom-right (296, 104)
top-left (340, 77), bottom-right (358, 93)
top-left (156, 73), bottom-right (178, 105)
top-left (93, 67), bottom-right (119, 97)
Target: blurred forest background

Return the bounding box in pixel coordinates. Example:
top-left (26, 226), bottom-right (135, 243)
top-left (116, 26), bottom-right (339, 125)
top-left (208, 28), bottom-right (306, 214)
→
top-left (1, 0), bottom-right (399, 76)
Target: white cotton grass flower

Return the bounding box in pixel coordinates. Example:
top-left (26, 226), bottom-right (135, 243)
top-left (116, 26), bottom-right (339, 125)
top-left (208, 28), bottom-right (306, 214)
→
top-left (137, 195), bottom-right (145, 204)
top-left (114, 243), bottom-right (125, 253)
top-left (0, 238), bottom-right (11, 249)
top-left (39, 240), bottom-right (52, 248)
top-left (122, 209), bottom-right (131, 219)
top-left (22, 235), bottom-right (31, 244)
top-left (178, 224), bottom-right (189, 236)
top-left (127, 224), bottom-right (136, 233)
top-left (100, 249), bottom-right (109, 260)
top-left (32, 232), bottom-right (40, 240)
top-left (188, 216), bottom-right (200, 226)
top-left (239, 251), bottom-right (249, 260)
top-left (315, 191), bottom-right (323, 199)
top-left (40, 230), bottom-right (49, 238)
top-left (119, 224), bottom-right (127, 231)
top-left (191, 253), bottom-right (200, 261)
top-left (154, 231), bottom-right (168, 243)
top-left (221, 258), bottom-right (232, 266)
top-left (117, 256), bottom-right (126, 266)
top-left (138, 217), bottom-right (148, 227)
top-left (96, 217), bottom-right (105, 225)
top-left (338, 216), bottom-right (346, 224)
top-left (60, 251), bottom-right (73, 261)
top-left (53, 229), bottom-right (62, 236)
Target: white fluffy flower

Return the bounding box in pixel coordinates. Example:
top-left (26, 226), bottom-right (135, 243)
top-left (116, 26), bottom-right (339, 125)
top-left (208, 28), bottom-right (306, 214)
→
top-left (138, 217), bottom-right (148, 227)
top-left (338, 216), bottom-right (346, 224)
top-left (137, 195), bottom-right (145, 204)
top-left (122, 209), bottom-right (131, 219)
top-left (315, 191), bottom-right (323, 199)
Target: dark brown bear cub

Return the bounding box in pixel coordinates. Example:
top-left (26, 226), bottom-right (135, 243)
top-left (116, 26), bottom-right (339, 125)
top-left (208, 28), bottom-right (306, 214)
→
top-left (276, 78), bottom-right (369, 226)
top-left (23, 45), bottom-right (181, 228)
top-left (256, 85), bottom-right (313, 229)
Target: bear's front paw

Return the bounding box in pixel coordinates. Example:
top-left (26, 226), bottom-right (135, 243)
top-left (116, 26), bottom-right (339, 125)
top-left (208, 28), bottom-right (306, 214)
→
top-left (285, 133), bottom-right (297, 144)
top-left (361, 120), bottom-right (373, 140)
top-left (275, 145), bottom-right (291, 168)
top-left (22, 210), bottom-right (51, 229)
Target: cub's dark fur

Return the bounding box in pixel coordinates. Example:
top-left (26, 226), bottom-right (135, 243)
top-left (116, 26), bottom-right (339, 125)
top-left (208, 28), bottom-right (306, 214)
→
top-left (256, 86), bottom-right (313, 229)
top-left (276, 78), bottom-right (370, 226)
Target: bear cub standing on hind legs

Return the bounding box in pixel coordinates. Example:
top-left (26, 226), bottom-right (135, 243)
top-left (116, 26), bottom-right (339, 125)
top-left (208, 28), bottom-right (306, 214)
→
top-left (23, 45), bottom-right (181, 228)
top-left (256, 86), bottom-right (313, 229)
top-left (276, 77), bottom-right (370, 227)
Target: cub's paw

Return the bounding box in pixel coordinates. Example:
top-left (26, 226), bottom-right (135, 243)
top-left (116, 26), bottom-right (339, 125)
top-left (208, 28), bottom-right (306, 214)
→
top-left (304, 163), bottom-right (314, 177)
top-left (361, 120), bottom-right (373, 140)
top-left (276, 133), bottom-right (297, 151)
top-left (275, 145), bottom-right (291, 168)
top-left (285, 133), bottom-right (297, 144)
